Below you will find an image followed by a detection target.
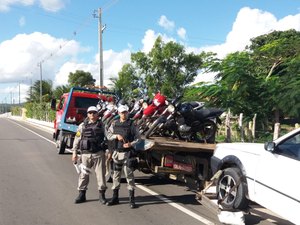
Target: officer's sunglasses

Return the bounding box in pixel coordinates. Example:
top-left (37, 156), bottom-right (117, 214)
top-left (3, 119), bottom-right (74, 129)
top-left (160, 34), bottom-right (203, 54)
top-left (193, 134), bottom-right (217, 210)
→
top-left (88, 111), bottom-right (97, 114)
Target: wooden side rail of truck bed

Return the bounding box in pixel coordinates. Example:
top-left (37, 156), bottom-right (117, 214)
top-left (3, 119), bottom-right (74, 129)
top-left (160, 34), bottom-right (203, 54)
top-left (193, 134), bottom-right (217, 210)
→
top-left (146, 136), bottom-right (216, 153)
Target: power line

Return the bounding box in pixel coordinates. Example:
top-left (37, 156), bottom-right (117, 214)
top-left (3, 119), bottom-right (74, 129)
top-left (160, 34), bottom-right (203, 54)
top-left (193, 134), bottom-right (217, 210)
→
top-left (1, 0), bottom-right (120, 102)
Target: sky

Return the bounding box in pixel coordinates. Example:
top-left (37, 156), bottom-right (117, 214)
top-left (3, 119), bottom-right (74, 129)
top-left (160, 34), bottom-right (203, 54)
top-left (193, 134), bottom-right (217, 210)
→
top-left (0, 0), bottom-right (300, 104)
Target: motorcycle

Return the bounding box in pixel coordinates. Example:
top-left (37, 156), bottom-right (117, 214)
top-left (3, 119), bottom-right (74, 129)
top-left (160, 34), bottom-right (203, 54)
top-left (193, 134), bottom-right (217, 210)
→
top-left (96, 99), bottom-right (109, 118)
top-left (136, 92), bottom-right (168, 134)
top-left (101, 102), bottom-right (117, 125)
top-left (129, 97), bottom-right (150, 123)
top-left (145, 100), bottom-right (224, 143)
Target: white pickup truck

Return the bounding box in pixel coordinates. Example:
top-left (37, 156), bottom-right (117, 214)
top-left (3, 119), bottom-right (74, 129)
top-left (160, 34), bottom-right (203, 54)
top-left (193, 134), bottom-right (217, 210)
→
top-left (211, 127), bottom-right (300, 225)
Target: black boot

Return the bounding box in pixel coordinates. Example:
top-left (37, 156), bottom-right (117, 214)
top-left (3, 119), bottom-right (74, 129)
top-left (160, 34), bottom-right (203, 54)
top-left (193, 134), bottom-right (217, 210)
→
top-left (99, 190), bottom-right (107, 204)
top-left (106, 189), bottom-right (119, 206)
top-left (75, 190), bottom-right (86, 204)
top-left (129, 190), bottom-right (137, 209)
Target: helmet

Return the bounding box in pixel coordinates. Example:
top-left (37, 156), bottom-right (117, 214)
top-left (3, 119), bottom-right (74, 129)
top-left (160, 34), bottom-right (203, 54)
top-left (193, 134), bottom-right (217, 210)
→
top-left (87, 106), bottom-right (98, 113)
top-left (117, 104), bottom-right (129, 113)
top-left (179, 103), bottom-right (193, 115)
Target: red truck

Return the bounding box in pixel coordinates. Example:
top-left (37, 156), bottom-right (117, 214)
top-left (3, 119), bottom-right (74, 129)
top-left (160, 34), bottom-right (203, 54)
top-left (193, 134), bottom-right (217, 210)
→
top-left (50, 86), bottom-right (116, 154)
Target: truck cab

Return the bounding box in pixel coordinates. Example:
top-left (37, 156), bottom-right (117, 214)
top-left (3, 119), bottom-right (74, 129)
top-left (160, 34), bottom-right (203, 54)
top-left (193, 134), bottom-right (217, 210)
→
top-left (51, 86), bottom-right (116, 154)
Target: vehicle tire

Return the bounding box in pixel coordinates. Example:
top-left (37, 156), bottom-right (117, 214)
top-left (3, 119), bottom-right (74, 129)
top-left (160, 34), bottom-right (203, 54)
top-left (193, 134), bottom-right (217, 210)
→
top-left (145, 118), bottom-right (162, 138)
top-left (217, 167), bottom-right (249, 210)
top-left (57, 132), bottom-right (66, 154)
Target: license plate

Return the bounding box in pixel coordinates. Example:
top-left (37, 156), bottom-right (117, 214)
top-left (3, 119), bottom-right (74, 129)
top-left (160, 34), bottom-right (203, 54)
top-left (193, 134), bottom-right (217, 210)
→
top-left (173, 162), bottom-right (193, 172)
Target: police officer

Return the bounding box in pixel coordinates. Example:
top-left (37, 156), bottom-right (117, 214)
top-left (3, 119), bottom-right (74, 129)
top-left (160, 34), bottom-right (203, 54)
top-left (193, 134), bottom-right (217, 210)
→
top-left (72, 106), bottom-right (108, 204)
top-left (106, 104), bottom-right (141, 208)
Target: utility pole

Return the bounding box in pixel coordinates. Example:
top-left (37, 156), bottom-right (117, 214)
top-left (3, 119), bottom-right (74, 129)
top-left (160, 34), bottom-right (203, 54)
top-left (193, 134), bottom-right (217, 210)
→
top-left (30, 78), bottom-right (32, 98)
top-left (93, 8), bottom-right (106, 88)
top-left (28, 76), bottom-right (33, 99)
top-left (38, 61), bottom-right (43, 103)
top-left (19, 81), bottom-right (21, 105)
top-left (4, 97), bottom-right (7, 113)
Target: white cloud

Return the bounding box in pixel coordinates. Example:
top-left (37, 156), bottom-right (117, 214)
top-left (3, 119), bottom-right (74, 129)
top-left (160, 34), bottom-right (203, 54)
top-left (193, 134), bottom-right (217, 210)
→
top-left (0, 30), bottom-right (131, 100)
top-left (39, 0), bottom-right (66, 12)
top-left (19, 16), bottom-right (25, 26)
top-left (54, 62), bottom-right (97, 86)
top-left (192, 7), bottom-right (300, 83)
top-left (141, 29), bottom-right (176, 53)
top-left (177, 27), bottom-right (186, 40)
top-left (158, 15), bottom-right (175, 31)
top-left (197, 7), bottom-right (300, 59)
top-left (225, 7), bottom-right (276, 52)
top-left (0, 0), bottom-right (64, 12)
top-left (275, 14), bottom-right (300, 31)
top-left (2, 6), bottom-right (300, 101)
top-left (0, 0), bottom-right (34, 12)
top-left (54, 49), bottom-right (131, 88)
top-left (0, 32), bottom-right (82, 100)
top-left (141, 30), bottom-right (158, 53)
top-left (0, 82), bottom-right (31, 103)
top-left (95, 49), bottom-right (131, 87)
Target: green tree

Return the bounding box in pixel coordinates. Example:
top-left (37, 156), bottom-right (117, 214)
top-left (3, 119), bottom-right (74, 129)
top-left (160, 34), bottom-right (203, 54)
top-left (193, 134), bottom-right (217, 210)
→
top-left (113, 36), bottom-right (205, 98)
top-left (109, 64), bottom-right (140, 100)
top-left (248, 29), bottom-right (300, 122)
top-left (53, 85), bottom-right (70, 99)
top-left (189, 29), bottom-right (300, 126)
top-left (68, 70), bottom-right (95, 87)
top-left (26, 79), bottom-right (53, 102)
top-left (144, 37), bottom-right (204, 96)
top-left (189, 51), bottom-right (267, 120)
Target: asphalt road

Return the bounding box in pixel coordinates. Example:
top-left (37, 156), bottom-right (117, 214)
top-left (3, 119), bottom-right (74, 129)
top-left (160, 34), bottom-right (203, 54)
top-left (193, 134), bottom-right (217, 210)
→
top-left (0, 117), bottom-right (294, 225)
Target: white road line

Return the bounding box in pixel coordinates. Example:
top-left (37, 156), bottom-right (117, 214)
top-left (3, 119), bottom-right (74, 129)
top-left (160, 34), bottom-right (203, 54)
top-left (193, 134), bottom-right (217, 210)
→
top-left (136, 184), bottom-right (215, 225)
top-left (10, 118), bottom-right (216, 225)
top-left (10, 119), bottom-right (56, 145)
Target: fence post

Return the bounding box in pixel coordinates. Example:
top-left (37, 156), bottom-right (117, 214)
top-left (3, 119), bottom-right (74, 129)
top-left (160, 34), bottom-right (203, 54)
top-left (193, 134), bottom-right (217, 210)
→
top-left (252, 114), bottom-right (257, 140)
top-left (225, 110), bottom-right (231, 142)
top-left (239, 113), bottom-right (244, 142)
top-left (273, 123), bottom-right (280, 140)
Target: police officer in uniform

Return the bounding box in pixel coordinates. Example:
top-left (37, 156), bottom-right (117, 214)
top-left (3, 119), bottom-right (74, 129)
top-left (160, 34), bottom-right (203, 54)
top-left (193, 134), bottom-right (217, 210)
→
top-left (72, 106), bottom-right (108, 204)
top-left (106, 104), bottom-right (141, 208)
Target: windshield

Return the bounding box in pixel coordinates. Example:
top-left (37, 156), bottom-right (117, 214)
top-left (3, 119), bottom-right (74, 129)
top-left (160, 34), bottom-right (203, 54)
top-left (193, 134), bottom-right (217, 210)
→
top-left (75, 97), bottom-right (99, 108)
top-left (277, 132), bottom-right (300, 160)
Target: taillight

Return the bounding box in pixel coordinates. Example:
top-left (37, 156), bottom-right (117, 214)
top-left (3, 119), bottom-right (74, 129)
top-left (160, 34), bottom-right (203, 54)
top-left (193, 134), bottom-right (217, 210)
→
top-left (164, 155), bottom-right (173, 167)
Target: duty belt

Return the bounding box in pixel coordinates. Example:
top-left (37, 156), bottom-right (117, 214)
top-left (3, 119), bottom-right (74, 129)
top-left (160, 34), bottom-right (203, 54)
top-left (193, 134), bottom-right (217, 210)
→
top-left (81, 149), bottom-right (105, 154)
top-left (116, 148), bottom-right (130, 153)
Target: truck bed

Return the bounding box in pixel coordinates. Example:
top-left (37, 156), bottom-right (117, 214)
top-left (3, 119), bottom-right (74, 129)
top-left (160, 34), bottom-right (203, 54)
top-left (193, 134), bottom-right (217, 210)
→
top-left (146, 136), bottom-right (216, 153)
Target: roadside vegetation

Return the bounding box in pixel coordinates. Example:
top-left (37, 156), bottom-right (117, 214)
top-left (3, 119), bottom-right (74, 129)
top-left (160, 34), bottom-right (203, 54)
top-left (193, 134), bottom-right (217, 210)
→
top-left (10, 29), bottom-right (300, 142)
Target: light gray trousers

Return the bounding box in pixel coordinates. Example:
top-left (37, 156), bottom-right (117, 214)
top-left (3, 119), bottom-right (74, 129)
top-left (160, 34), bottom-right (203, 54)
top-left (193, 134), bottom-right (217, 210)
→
top-left (78, 151), bottom-right (107, 191)
top-left (111, 151), bottom-right (135, 191)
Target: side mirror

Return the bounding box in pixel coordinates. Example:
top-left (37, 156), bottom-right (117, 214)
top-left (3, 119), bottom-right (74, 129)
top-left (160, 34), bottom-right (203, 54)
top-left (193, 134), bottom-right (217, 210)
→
top-left (50, 99), bottom-right (57, 110)
top-left (264, 141), bottom-right (275, 152)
